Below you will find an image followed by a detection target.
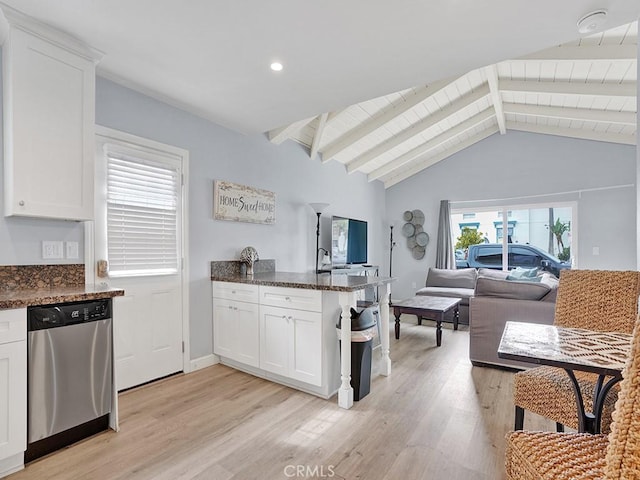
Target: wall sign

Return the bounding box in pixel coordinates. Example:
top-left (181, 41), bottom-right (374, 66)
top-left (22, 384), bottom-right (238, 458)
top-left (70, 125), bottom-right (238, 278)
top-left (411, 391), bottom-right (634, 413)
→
top-left (214, 180), bottom-right (276, 224)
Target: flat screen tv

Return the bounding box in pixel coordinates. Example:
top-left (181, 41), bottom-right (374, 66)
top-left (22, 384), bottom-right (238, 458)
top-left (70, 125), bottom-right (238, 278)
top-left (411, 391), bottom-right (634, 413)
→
top-left (331, 216), bottom-right (368, 266)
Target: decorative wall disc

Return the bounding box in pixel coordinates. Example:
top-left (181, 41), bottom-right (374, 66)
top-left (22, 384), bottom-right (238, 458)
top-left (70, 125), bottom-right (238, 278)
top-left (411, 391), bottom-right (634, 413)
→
top-left (403, 210), bottom-right (413, 221)
top-left (402, 222), bottom-right (415, 237)
top-left (411, 209), bottom-right (425, 226)
top-left (412, 245), bottom-right (426, 259)
top-left (407, 236), bottom-right (417, 249)
top-left (415, 232), bottom-right (430, 247)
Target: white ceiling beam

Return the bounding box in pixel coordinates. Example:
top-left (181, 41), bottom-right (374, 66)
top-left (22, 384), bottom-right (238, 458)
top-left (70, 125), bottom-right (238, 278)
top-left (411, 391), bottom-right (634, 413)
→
top-left (504, 103), bottom-right (637, 126)
top-left (326, 110), bottom-right (341, 124)
top-left (346, 84), bottom-right (491, 173)
top-left (485, 65), bottom-right (506, 134)
top-left (320, 78), bottom-right (454, 162)
top-left (382, 127), bottom-right (499, 189)
top-left (268, 116), bottom-right (315, 145)
top-left (518, 44), bottom-right (638, 61)
top-left (310, 113), bottom-right (329, 159)
top-left (368, 108), bottom-right (495, 181)
top-left (506, 121), bottom-right (636, 146)
top-left (500, 79), bottom-right (637, 98)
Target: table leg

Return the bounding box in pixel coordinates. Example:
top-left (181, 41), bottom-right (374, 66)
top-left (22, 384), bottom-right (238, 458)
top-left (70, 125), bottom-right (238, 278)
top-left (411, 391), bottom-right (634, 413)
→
top-left (417, 316), bottom-right (423, 326)
top-left (436, 313), bottom-right (443, 347)
top-left (394, 309), bottom-right (401, 340)
top-left (338, 292), bottom-right (355, 410)
top-left (565, 369), bottom-right (623, 434)
top-left (379, 284), bottom-right (391, 376)
top-left (593, 375), bottom-right (622, 434)
top-left (453, 306), bottom-right (459, 331)
top-left (565, 369), bottom-right (595, 433)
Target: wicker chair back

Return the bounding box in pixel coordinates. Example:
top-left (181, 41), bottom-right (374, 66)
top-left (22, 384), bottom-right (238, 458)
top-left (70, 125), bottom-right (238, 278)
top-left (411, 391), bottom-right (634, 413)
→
top-left (554, 270), bottom-right (640, 333)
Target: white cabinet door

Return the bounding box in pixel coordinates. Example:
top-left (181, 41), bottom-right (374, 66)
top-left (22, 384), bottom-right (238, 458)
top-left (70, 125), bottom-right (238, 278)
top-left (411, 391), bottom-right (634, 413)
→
top-left (0, 341), bottom-right (27, 460)
top-left (213, 299), bottom-right (236, 360)
top-left (259, 305), bottom-right (290, 377)
top-left (289, 310), bottom-right (322, 386)
top-left (3, 26), bottom-right (96, 220)
top-left (260, 305), bottom-right (322, 386)
top-left (234, 302), bottom-right (260, 368)
top-left (213, 298), bottom-right (259, 368)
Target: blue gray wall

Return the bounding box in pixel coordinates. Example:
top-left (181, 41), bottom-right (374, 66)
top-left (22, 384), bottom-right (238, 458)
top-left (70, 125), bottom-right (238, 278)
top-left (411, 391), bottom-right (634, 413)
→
top-left (386, 131), bottom-right (637, 301)
top-left (95, 78), bottom-right (387, 359)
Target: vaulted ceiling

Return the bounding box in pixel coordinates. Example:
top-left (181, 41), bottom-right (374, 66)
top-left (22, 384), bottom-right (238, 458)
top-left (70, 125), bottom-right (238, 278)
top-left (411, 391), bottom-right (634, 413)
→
top-left (270, 22), bottom-right (638, 188)
top-left (0, 1), bottom-right (637, 189)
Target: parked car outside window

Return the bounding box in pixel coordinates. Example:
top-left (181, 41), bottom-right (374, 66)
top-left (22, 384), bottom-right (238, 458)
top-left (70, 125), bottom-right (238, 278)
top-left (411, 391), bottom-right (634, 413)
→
top-left (456, 243), bottom-right (570, 277)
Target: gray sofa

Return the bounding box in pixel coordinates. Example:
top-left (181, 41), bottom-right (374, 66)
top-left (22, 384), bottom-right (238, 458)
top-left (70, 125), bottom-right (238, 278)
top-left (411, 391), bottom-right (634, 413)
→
top-left (469, 274), bottom-right (558, 369)
top-left (416, 267), bottom-right (559, 369)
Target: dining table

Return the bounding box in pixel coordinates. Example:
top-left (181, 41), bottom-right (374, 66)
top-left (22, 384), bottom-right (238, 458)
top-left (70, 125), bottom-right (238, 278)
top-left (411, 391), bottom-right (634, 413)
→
top-left (497, 320), bottom-right (632, 434)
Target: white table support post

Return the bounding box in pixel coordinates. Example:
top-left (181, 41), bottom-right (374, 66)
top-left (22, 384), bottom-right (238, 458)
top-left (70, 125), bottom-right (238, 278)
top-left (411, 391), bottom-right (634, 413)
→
top-left (338, 291), bottom-right (355, 409)
top-left (379, 283), bottom-right (391, 376)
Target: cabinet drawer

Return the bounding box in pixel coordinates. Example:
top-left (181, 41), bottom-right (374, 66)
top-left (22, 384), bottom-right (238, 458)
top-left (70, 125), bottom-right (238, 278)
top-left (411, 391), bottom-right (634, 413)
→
top-left (259, 286), bottom-right (322, 312)
top-left (212, 282), bottom-right (259, 303)
top-left (0, 308), bottom-right (27, 344)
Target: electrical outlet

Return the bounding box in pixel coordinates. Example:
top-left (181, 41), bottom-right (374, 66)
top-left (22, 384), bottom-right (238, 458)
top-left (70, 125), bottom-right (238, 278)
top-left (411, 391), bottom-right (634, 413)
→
top-left (66, 241), bottom-right (79, 259)
top-left (42, 241), bottom-right (63, 259)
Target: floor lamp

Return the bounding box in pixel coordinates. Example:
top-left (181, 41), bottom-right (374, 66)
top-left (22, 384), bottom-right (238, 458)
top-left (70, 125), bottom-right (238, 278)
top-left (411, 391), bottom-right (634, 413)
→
top-left (389, 225), bottom-right (396, 304)
top-left (309, 203), bottom-right (329, 273)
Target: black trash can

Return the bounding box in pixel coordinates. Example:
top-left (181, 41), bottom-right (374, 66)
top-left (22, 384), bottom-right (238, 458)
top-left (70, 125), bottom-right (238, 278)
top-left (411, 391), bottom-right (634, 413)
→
top-left (337, 306), bottom-right (379, 401)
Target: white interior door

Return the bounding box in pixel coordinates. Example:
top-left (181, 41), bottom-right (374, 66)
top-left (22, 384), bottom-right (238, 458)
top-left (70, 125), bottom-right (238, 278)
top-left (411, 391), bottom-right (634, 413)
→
top-left (93, 127), bottom-right (188, 391)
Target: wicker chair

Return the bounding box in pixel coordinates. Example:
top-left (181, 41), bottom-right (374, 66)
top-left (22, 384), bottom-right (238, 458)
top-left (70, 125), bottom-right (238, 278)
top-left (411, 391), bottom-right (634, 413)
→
top-left (513, 270), bottom-right (640, 434)
top-left (505, 312), bottom-right (640, 480)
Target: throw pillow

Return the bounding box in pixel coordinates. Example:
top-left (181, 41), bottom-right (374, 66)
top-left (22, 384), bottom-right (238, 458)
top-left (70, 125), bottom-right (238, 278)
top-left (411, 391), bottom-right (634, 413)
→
top-left (478, 268), bottom-right (510, 280)
top-left (508, 267), bottom-right (539, 279)
top-left (426, 267), bottom-right (477, 289)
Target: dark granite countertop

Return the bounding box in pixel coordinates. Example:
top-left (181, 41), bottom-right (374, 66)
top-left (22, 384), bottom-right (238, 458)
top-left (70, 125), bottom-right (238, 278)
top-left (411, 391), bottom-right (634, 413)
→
top-left (0, 285), bottom-right (125, 310)
top-left (211, 271), bottom-right (395, 292)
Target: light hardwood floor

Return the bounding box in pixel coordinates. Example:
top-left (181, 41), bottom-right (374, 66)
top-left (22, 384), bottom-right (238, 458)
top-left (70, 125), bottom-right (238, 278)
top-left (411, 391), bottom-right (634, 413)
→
top-left (9, 318), bottom-right (552, 480)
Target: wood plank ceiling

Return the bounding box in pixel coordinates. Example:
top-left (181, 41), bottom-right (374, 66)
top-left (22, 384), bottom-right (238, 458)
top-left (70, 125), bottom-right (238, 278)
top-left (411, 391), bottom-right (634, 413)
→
top-left (269, 21), bottom-right (637, 189)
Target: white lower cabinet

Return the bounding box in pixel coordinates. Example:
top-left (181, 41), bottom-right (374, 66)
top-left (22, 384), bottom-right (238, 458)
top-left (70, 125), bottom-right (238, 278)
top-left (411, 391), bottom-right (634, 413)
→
top-left (213, 298), bottom-right (260, 368)
top-left (212, 282), bottom-right (335, 394)
top-left (0, 308), bottom-right (27, 478)
top-left (259, 305), bottom-right (322, 386)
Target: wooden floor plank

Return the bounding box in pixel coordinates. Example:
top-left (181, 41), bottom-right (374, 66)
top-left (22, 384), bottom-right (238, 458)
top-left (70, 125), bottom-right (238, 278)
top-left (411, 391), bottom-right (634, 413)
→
top-left (8, 318), bottom-right (553, 480)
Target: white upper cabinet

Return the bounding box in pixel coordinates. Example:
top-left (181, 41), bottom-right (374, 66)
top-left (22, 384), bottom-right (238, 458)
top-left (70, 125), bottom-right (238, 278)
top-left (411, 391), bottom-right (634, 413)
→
top-left (1, 7), bottom-right (101, 220)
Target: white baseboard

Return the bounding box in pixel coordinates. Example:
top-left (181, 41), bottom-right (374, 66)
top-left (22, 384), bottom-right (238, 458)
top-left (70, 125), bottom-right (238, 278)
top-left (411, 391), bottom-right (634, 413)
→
top-left (0, 453), bottom-right (24, 479)
top-left (189, 354), bottom-right (219, 372)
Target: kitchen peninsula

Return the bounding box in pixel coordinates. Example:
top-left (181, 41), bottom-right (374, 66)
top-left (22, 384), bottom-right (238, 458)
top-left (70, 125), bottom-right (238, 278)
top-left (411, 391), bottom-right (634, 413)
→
top-left (211, 263), bottom-right (394, 409)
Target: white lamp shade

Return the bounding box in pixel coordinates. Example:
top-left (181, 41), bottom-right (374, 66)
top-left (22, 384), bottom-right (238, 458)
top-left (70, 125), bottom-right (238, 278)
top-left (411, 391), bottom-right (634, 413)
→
top-left (309, 203), bottom-right (330, 214)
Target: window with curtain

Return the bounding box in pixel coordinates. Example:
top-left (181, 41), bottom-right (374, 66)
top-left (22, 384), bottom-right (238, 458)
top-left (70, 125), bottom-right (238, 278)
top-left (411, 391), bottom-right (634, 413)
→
top-left (106, 154), bottom-right (179, 277)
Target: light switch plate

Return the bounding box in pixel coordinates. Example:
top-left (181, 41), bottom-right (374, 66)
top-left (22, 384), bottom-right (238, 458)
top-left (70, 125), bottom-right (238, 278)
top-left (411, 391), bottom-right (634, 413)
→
top-left (66, 241), bottom-right (79, 259)
top-left (42, 241), bottom-right (64, 259)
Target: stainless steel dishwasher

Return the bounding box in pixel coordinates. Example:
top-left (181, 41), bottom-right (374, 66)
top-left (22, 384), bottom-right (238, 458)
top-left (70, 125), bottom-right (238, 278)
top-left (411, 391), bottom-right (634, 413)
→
top-left (25, 299), bottom-right (112, 462)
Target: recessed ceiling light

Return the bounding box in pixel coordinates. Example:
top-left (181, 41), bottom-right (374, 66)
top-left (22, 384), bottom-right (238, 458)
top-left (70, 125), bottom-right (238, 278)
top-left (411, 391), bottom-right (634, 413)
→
top-left (576, 9), bottom-right (607, 34)
top-left (270, 62), bottom-right (283, 72)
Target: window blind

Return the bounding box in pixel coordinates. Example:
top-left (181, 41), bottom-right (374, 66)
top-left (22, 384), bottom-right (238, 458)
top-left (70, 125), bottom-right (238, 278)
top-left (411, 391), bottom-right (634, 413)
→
top-left (107, 154), bottom-right (179, 276)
